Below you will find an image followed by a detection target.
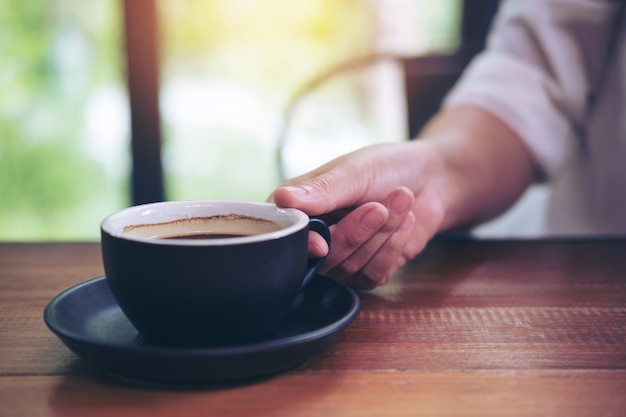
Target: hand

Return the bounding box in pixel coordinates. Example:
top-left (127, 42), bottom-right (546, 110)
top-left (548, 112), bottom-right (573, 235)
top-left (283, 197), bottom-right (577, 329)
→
top-left (270, 107), bottom-right (536, 289)
top-left (270, 142), bottom-right (447, 289)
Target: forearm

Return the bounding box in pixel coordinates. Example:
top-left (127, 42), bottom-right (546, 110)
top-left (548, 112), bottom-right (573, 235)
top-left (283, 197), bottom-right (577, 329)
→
top-left (419, 106), bottom-right (537, 232)
top-left (270, 105), bottom-right (536, 288)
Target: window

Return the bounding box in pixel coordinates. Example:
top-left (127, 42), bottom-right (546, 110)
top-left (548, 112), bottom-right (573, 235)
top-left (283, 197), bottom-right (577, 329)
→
top-left (0, 0), bottom-right (460, 241)
top-left (160, 0), bottom-right (461, 198)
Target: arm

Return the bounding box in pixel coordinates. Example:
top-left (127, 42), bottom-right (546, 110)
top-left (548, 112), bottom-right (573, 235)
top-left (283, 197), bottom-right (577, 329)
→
top-left (273, 0), bottom-right (620, 289)
top-left (271, 105), bottom-right (537, 289)
top-left (422, 106), bottom-right (537, 232)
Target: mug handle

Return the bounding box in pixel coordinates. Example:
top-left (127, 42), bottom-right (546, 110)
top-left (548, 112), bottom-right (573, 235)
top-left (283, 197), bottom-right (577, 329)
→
top-left (300, 217), bottom-right (331, 288)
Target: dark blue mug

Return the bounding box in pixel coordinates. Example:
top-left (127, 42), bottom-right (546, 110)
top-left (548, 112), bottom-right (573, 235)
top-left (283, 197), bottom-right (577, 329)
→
top-left (101, 200), bottom-right (330, 347)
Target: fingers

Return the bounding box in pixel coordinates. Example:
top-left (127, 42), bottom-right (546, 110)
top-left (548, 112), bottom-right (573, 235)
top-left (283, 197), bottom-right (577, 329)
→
top-left (321, 187), bottom-right (416, 289)
top-left (272, 182), bottom-right (357, 217)
top-left (268, 142), bottom-right (445, 290)
top-left (321, 202), bottom-right (389, 272)
top-left (358, 211), bottom-right (415, 287)
top-left (307, 230), bottom-right (330, 258)
top-left (270, 152), bottom-right (375, 216)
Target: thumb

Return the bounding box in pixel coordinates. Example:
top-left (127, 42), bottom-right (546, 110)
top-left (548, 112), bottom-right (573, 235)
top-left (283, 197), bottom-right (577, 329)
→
top-left (272, 171), bottom-right (367, 216)
top-left (271, 145), bottom-right (394, 215)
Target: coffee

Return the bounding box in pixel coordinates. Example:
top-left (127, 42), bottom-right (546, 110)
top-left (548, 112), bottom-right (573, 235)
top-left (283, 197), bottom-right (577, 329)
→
top-left (122, 214), bottom-right (282, 240)
top-left (161, 232), bottom-right (251, 240)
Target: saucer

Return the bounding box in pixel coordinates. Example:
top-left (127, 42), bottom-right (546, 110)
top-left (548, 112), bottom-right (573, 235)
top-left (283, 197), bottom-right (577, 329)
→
top-left (44, 275), bottom-right (359, 385)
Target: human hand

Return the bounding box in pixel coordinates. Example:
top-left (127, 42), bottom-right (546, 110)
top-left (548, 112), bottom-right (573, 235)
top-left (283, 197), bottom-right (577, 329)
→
top-left (270, 142), bottom-right (447, 289)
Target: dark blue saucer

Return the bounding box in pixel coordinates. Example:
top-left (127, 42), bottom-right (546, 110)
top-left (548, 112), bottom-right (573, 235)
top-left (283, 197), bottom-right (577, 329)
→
top-left (44, 276), bottom-right (359, 385)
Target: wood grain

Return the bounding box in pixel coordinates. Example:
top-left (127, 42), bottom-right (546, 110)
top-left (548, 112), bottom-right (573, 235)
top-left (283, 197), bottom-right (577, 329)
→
top-left (1, 240), bottom-right (625, 417)
top-left (1, 371), bottom-right (625, 417)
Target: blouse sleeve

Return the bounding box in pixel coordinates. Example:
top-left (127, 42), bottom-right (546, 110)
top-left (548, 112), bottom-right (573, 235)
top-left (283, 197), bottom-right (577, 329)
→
top-left (442, 0), bottom-right (620, 179)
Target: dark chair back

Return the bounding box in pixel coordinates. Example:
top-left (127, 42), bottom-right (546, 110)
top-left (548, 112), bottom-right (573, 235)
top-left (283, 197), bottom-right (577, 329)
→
top-left (403, 0), bottom-right (499, 138)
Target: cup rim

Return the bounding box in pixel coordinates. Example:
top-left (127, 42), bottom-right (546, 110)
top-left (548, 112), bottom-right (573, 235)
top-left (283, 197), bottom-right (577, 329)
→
top-left (100, 200), bottom-right (309, 246)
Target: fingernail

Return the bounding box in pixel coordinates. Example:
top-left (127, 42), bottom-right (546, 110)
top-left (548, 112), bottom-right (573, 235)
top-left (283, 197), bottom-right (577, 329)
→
top-left (360, 207), bottom-right (387, 232)
top-left (389, 191), bottom-right (413, 216)
top-left (398, 211), bottom-right (414, 232)
top-left (282, 185), bottom-right (310, 198)
top-left (309, 234), bottom-right (329, 257)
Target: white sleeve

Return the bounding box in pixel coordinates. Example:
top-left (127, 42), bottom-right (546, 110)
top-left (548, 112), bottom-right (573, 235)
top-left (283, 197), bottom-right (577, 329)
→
top-left (443, 0), bottom-right (620, 179)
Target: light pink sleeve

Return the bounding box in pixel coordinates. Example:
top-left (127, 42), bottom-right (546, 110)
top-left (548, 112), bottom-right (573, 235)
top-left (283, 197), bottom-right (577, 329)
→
top-left (443, 0), bottom-right (620, 179)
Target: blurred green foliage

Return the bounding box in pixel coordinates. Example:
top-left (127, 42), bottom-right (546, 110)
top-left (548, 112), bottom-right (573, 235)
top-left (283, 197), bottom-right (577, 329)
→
top-left (0, 0), bottom-right (127, 240)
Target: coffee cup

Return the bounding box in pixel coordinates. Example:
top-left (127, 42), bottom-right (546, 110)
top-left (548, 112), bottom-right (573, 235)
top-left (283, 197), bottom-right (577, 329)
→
top-left (100, 200), bottom-right (330, 347)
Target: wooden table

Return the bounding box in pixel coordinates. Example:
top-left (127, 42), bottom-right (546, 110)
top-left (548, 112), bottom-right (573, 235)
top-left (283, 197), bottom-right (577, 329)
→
top-left (1, 240), bottom-right (625, 416)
